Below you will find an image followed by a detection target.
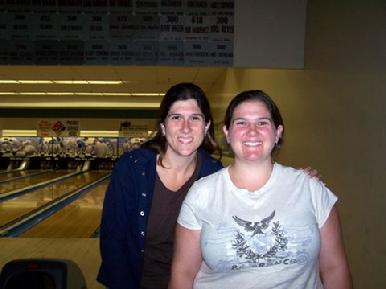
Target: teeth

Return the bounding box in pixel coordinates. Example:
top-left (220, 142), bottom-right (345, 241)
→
top-left (243, 141), bottom-right (262, 146)
top-left (178, 136), bottom-right (193, 144)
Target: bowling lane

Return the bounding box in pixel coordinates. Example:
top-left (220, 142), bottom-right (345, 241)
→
top-left (0, 170), bottom-right (49, 182)
top-left (0, 171), bottom-right (109, 227)
top-left (0, 170), bottom-right (72, 194)
top-left (20, 180), bottom-right (109, 238)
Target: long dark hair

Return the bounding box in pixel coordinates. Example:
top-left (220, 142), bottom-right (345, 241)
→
top-left (142, 82), bottom-right (221, 162)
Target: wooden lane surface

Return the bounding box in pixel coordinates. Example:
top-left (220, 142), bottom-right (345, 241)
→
top-left (20, 181), bottom-right (108, 238)
top-left (0, 170), bottom-right (43, 182)
top-left (0, 238), bottom-right (103, 289)
top-left (0, 171), bottom-right (109, 227)
top-left (0, 170), bottom-right (72, 194)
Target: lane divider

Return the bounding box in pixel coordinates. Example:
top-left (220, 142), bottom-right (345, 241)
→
top-left (0, 170), bottom-right (51, 185)
top-left (0, 171), bottom-right (83, 203)
top-left (0, 173), bottom-right (111, 237)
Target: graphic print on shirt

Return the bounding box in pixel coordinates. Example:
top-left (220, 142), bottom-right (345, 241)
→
top-left (233, 210), bottom-right (276, 237)
top-left (231, 210), bottom-right (291, 270)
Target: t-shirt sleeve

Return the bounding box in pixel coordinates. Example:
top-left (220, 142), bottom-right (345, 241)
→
top-left (177, 184), bottom-right (203, 230)
top-left (309, 178), bottom-right (338, 228)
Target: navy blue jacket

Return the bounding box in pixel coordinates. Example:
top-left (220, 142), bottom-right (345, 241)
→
top-left (97, 148), bottom-right (222, 289)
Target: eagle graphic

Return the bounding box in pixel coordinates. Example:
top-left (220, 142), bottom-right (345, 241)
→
top-left (233, 211), bottom-right (275, 237)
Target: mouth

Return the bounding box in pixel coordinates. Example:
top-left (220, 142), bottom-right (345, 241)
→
top-left (177, 136), bottom-right (194, 144)
top-left (242, 141), bottom-right (262, 147)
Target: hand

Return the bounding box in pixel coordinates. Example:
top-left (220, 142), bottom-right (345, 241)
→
top-left (303, 166), bottom-right (321, 180)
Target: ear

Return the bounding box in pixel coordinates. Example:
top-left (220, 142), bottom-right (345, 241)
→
top-left (275, 125), bottom-right (284, 144)
top-left (204, 121), bottom-right (211, 134)
top-left (222, 125), bottom-right (230, 144)
top-left (160, 123), bottom-right (166, 136)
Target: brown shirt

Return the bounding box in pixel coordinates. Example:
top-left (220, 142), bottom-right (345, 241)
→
top-left (140, 156), bottom-right (201, 289)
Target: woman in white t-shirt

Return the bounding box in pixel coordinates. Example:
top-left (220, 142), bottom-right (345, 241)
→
top-left (169, 90), bottom-right (352, 289)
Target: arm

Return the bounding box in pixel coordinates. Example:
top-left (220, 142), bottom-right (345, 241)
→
top-left (319, 207), bottom-right (353, 289)
top-left (97, 156), bottom-right (139, 289)
top-left (169, 224), bottom-right (202, 289)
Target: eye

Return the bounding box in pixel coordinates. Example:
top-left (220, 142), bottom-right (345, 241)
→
top-left (190, 114), bottom-right (204, 122)
top-left (257, 120), bottom-right (270, 126)
top-left (168, 114), bottom-right (183, 121)
top-left (233, 119), bottom-right (248, 127)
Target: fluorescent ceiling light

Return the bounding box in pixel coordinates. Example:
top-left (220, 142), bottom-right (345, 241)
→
top-left (87, 81), bottom-right (123, 85)
top-left (2, 130), bottom-right (37, 136)
top-left (19, 92), bottom-right (50, 95)
top-left (0, 91), bottom-right (164, 96)
top-left (53, 80), bottom-right (123, 85)
top-left (0, 130), bottom-right (131, 137)
top-left (74, 92), bottom-right (102, 96)
top-left (0, 102), bottom-right (160, 108)
top-left (45, 92), bottom-right (75, 95)
top-left (19, 80), bottom-right (53, 84)
top-left (80, 130), bottom-right (120, 137)
top-left (101, 92), bottom-right (132, 96)
top-left (54, 80), bottom-right (89, 84)
top-left (0, 80), bottom-right (123, 85)
top-left (132, 93), bottom-right (164, 96)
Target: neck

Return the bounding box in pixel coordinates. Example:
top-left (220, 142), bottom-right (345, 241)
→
top-left (156, 150), bottom-right (198, 192)
top-left (229, 159), bottom-right (274, 192)
top-left (161, 150), bottom-right (198, 172)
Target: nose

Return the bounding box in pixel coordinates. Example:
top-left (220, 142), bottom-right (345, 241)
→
top-left (181, 119), bottom-right (192, 132)
top-left (246, 122), bottom-right (259, 135)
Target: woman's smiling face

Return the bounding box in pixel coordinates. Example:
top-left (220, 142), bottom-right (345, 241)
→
top-left (223, 100), bottom-right (283, 163)
top-left (163, 99), bottom-right (208, 158)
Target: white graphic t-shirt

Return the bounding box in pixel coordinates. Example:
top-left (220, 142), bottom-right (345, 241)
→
top-left (177, 163), bottom-right (337, 289)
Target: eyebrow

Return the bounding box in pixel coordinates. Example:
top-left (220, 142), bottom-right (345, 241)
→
top-left (168, 113), bottom-right (204, 117)
top-left (232, 116), bottom-right (272, 121)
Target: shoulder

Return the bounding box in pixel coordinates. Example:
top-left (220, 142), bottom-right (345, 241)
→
top-left (184, 168), bottom-right (227, 209)
top-left (279, 164), bottom-right (329, 192)
top-left (275, 163), bottom-right (317, 185)
top-left (115, 148), bottom-right (156, 166)
top-left (275, 163), bottom-right (304, 176)
top-left (275, 163), bottom-right (337, 206)
top-left (273, 163), bottom-right (332, 196)
top-left (189, 168), bottom-right (226, 196)
top-left (126, 147), bottom-right (156, 161)
top-left (107, 148), bottom-right (157, 198)
top-left (111, 148), bottom-right (156, 179)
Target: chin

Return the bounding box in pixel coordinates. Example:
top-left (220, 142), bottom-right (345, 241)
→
top-left (171, 143), bottom-right (196, 156)
top-left (239, 152), bottom-right (262, 161)
top-left (178, 149), bottom-right (197, 157)
top-left (243, 157), bottom-right (261, 162)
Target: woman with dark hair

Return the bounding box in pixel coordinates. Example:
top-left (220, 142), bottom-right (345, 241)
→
top-left (97, 82), bottom-right (223, 289)
top-left (169, 90), bottom-right (352, 289)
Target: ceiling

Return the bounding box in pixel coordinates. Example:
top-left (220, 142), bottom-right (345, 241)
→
top-left (0, 65), bottom-right (226, 109)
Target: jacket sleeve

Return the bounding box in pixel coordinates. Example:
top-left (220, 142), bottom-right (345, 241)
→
top-left (97, 155), bottom-right (140, 289)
